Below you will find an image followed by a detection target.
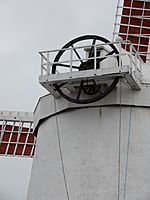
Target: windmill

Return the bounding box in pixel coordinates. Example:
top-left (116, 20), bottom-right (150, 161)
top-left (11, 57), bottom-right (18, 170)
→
top-left (0, 0), bottom-right (150, 200)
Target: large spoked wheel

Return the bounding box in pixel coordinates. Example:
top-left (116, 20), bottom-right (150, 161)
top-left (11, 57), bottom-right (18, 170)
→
top-left (52, 35), bottom-right (120, 104)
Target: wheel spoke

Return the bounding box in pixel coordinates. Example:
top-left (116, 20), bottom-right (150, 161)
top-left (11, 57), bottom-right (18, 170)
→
top-left (92, 79), bottom-right (99, 89)
top-left (57, 82), bottom-right (67, 88)
top-left (92, 79), bottom-right (97, 86)
top-left (77, 80), bottom-right (84, 99)
top-left (89, 39), bottom-right (96, 58)
top-left (56, 63), bottom-right (79, 69)
top-left (98, 50), bottom-right (115, 62)
top-left (92, 79), bottom-right (102, 94)
top-left (89, 87), bottom-right (93, 95)
top-left (71, 44), bottom-right (83, 63)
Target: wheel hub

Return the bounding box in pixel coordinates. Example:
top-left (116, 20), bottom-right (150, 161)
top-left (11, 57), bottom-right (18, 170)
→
top-left (79, 61), bottom-right (93, 71)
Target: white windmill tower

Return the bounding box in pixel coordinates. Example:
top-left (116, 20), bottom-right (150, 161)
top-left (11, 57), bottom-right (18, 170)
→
top-left (26, 0), bottom-right (150, 200)
top-left (26, 0), bottom-right (150, 199)
top-left (0, 0), bottom-right (150, 200)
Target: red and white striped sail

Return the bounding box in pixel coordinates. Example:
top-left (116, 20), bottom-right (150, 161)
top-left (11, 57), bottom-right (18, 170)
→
top-left (113, 0), bottom-right (150, 62)
top-left (0, 111), bottom-right (36, 158)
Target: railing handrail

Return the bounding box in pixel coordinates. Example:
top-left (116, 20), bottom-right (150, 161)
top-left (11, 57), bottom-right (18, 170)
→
top-left (39, 40), bottom-right (143, 80)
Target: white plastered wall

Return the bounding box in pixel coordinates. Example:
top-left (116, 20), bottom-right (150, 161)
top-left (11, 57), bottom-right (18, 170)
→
top-left (27, 105), bottom-right (150, 200)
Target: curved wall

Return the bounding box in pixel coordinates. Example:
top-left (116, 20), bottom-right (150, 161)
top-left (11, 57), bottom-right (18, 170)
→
top-left (27, 103), bottom-right (150, 200)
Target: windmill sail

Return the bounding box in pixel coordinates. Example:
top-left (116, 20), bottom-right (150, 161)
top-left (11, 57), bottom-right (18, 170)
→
top-left (113, 0), bottom-right (150, 62)
top-left (0, 111), bottom-right (36, 158)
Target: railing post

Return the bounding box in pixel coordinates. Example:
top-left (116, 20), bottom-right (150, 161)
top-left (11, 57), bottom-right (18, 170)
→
top-left (140, 55), bottom-right (142, 78)
top-left (116, 37), bottom-right (122, 70)
top-left (129, 44), bottom-right (133, 75)
top-left (70, 47), bottom-right (73, 78)
top-left (46, 52), bottom-right (50, 79)
top-left (41, 55), bottom-right (43, 76)
top-left (94, 43), bottom-right (97, 75)
top-left (135, 51), bottom-right (138, 80)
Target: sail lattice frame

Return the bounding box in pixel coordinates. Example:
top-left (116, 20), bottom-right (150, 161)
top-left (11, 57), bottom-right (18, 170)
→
top-left (0, 111), bottom-right (36, 158)
top-left (113, 0), bottom-right (150, 62)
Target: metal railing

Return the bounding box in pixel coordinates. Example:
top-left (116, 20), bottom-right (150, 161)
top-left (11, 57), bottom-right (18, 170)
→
top-left (117, 39), bottom-right (144, 81)
top-left (39, 40), bottom-right (143, 82)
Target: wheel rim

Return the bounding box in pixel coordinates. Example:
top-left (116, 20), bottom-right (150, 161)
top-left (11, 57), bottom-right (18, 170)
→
top-left (52, 35), bottom-right (120, 104)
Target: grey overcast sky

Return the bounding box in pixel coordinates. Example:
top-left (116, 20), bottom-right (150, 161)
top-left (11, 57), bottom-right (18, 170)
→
top-left (0, 0), bottom-right (118, 112)
top-left (0, 0), bottom-right (118, 200)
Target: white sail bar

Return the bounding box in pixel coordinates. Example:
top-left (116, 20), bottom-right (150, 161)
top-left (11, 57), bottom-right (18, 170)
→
top-left (0, 111), bottom-right (36, 158)
top-left (113, 0), bottom-right (150, 63)
top-left (39, 40), bottom-right (143, 98)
